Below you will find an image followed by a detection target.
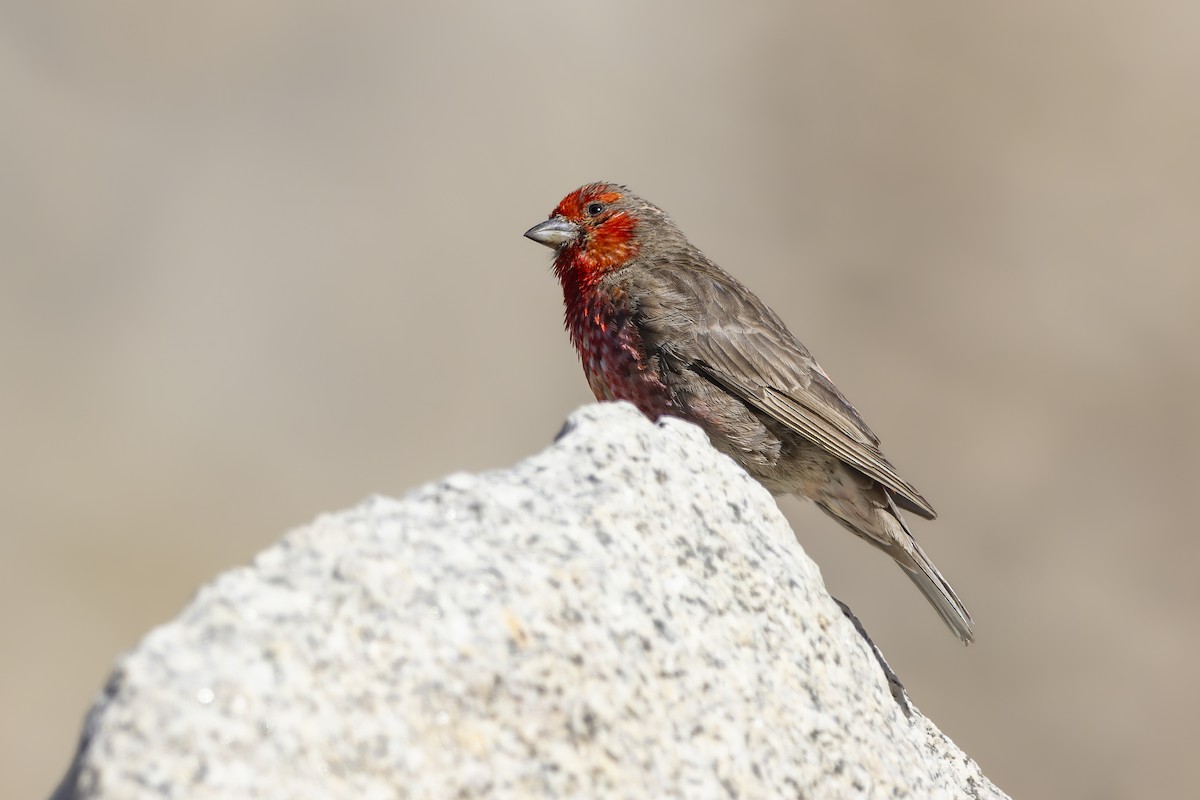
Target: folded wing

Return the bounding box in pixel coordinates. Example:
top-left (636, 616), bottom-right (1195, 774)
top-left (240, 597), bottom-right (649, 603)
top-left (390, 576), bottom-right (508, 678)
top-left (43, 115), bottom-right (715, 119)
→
top-left (635, 262), bottom-right (937, 519)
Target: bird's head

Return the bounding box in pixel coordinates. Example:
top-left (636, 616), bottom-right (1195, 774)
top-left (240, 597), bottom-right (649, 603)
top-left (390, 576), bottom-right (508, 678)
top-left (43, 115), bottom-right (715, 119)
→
top-left (524, 183), bottom-right (649, 281)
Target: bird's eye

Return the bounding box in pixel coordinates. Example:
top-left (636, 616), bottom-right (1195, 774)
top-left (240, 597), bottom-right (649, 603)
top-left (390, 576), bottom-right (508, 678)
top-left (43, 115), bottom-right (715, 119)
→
top-left (586, 202), bottom-right (605, 216)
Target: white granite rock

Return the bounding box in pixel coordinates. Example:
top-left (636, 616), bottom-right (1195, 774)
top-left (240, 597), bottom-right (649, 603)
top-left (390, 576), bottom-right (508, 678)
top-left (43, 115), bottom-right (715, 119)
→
top-left (54, 402), bottom-right (1007, 800)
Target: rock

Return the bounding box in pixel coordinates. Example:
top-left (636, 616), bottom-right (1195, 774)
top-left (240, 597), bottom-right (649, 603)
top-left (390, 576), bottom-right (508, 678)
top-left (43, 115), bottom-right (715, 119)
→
top-left (53, 402), bottom-right (1007, 799)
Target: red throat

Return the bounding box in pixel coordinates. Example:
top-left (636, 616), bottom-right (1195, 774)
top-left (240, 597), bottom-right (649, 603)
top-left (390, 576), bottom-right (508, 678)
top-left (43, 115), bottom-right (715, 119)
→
top-left (553, 214), bottom-right (637, 345)
top-left (552, 214), bottom-right (637, 286)
top-left (544, 184), bottom-right (643, 352)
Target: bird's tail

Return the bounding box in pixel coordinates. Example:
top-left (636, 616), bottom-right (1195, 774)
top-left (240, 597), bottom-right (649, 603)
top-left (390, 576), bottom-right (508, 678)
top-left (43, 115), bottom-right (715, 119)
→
top-left (898, 541), bottom-right (974, 644)
top-left (814, 491), bottom-right (975, 643)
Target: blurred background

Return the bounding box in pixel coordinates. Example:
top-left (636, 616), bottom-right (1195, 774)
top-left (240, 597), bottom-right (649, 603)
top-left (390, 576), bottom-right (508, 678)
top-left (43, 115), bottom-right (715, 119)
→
top-left (2, 2), bottom-right (1197, 797)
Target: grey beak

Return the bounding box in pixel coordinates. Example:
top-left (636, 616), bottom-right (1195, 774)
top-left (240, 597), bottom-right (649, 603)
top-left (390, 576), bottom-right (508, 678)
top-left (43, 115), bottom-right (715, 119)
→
top-left (524, 217), bottom-right (580, 249)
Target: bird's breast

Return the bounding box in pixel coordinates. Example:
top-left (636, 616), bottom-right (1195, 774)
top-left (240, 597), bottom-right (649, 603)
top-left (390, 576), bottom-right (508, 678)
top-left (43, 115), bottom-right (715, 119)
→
top-left (568, 292), bottom-right (675, 419)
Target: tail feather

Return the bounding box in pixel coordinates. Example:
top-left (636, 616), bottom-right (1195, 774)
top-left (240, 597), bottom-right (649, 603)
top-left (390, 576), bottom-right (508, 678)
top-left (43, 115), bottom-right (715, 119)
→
top-left (899, 542), bottom-right (974, 644)
top-left (812, 491), bottom-right (974, 643)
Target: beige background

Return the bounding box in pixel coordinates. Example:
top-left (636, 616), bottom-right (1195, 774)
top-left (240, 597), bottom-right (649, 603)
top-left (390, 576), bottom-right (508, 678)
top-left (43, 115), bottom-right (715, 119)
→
top-left (3, 3), bottom-right (1197, 798)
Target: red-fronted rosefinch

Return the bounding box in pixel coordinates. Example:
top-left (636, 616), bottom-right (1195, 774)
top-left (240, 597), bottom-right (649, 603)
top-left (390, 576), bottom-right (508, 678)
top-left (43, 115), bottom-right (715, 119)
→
top-left (525, 182), bottom-right (974, 643)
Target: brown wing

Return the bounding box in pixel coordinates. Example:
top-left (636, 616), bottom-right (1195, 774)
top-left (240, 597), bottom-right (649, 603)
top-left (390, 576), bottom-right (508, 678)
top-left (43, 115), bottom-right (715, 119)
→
top-left (631, 258), bottom-right (937, 520)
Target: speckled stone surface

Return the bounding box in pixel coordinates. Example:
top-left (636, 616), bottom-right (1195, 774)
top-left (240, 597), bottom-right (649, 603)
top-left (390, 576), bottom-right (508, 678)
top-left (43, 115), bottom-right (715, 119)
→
top-left (53, 402), bottom-right (1007, 800)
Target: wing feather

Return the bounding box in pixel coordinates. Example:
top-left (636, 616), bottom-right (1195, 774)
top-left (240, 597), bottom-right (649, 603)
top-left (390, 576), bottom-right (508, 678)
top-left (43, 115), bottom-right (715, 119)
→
top-left (633, 262), bottom-right (937, 520)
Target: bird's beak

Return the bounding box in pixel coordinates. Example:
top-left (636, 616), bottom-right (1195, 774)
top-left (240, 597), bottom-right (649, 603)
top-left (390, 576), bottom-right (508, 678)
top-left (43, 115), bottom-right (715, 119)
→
top-left (524, 216), bottom-right (580, 249)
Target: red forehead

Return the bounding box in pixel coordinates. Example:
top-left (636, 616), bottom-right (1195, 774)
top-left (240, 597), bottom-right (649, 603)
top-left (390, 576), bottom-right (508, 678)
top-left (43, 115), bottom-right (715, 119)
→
top-left (553, 184), bottom-right (624, 220)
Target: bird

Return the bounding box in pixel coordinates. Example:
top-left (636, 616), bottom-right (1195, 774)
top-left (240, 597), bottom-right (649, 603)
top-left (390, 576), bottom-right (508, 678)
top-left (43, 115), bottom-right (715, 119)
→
top-left (524, 182), bottom-right (974, 643)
